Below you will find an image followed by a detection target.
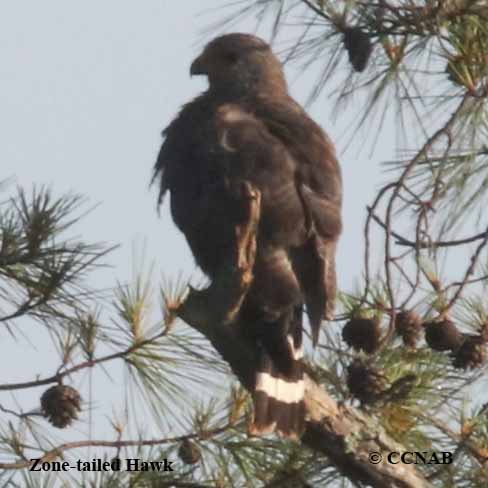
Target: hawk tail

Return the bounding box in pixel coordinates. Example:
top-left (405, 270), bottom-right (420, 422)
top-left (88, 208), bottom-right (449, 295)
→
top-left (249, 308), bottom-right (305, 439)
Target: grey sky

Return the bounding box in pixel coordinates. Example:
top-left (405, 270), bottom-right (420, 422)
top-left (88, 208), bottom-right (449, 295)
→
top-left (0, 0), bottom-right (392, 477)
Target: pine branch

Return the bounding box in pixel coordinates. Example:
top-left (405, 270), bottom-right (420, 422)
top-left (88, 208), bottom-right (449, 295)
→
top-left (0, 326), bottom-right (171, 392)
top-left (368, 208), bottom-right (488, 249)
top-left (0, 423), bottom-right (232, 470)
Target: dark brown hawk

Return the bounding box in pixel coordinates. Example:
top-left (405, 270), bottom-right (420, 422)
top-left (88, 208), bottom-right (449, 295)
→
top-left (152, 33), bottom-right (342, 438)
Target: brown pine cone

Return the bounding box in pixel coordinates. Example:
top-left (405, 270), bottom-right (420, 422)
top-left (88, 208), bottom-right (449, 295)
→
top-left (41, 384), bottom-right (81, 428)
top-left (424, 319), bottom-right (463, 352)
top-left (342, 317), bottom-right (381, 354)
top-left (452, 335), bottom-right (487, 370)
top-left (346, 360), bottom-right (387, 405)
top-left (383, 374), bottom-right (418, 402)
top-left (395, 310), bottom-right (423, 348)
top-left (343, 27), bottom-right (373, 72)
top-left (178, 439), bottom-right (201, 465)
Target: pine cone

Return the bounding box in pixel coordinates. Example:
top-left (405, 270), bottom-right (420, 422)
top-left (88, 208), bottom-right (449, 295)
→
top-left (384, 374), bottom-right (418, 402)
top-left (342, 317), bottom-right (381, 354)
top-left (452, 335), bottom-right (487, 370)
top-left (424, 319), bottom-right (463, 352)
top-left (41, 384), bottom-right (81, 428)
top-left (178, 439), bottom-right (201, 465)
top-left (346, 360), bottom-right (387, 405)
top-left (395, 310), bottom-right (423, 348)
top-left (343, 27), bottom-right (373, 72)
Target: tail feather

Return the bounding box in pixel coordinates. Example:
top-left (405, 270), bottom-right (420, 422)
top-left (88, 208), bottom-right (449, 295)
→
top-left (290, 236), bottom-right (338, 346)
top-left (249, 308), bottom-right (305, 439)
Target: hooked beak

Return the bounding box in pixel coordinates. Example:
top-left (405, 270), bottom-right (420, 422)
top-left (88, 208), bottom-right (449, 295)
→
top-left (190, 54), bottom-right (207, 76)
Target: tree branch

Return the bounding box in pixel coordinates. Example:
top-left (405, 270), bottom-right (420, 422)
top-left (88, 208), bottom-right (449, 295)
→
top-left (368, 207), bottom-right (488, 249)
top-left (0, 424), bottom-right (232, 470)
top-left (0, 330), bottom-right (167, 391)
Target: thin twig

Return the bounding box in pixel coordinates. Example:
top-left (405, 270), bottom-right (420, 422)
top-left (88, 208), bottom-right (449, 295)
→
top-left (0, 329), bottom-right (167, 391)
top-left (0, 423), bottom-right (233, 470)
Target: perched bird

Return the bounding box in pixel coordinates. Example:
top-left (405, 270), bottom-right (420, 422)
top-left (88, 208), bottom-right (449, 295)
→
top-left (152, 33), bottom-right (342, 438)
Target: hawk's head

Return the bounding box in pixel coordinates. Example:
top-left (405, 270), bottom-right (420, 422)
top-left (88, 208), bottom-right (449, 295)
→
top-left (190, 33), bottom-right (287, 95)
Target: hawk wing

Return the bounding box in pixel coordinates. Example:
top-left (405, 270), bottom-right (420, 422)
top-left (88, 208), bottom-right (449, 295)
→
top-left (217, 99), bottom-right (342, 345)
top-left (215, 101), bottom-right (342, 437)
top-left (153, 95), bottom-right (244, 277)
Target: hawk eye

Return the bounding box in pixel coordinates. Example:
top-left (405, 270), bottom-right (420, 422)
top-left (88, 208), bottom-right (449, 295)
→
top-left (224, 51), bottom-right (239, 64)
